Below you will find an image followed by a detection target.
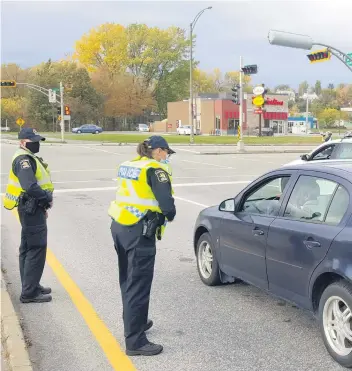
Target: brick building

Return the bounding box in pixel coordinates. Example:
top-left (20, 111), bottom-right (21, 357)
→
top-left (164, 93), bottom-right (289, 135)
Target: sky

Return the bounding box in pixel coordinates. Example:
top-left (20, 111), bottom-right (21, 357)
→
top-left (1, 0), bottom-right (352, 90)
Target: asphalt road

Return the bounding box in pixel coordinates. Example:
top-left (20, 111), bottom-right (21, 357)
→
top-left (1, 143), bottom-right (344, 371)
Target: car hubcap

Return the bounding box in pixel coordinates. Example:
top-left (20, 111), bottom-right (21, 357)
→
top-left (323, 296), bottom-right (352, 356)
top-left (198, 241), bottom-right (213, 279)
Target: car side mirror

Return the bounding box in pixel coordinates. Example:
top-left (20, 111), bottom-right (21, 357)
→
top-left (219, 198), bottom-right (235, 212)
top-left (300, 154), bottom-right (309, 161)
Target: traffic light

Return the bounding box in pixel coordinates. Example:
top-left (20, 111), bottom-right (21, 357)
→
top-left (1, 80), bottom-right (16, 88)
top-left (64, 105), bottom-right (70, 115)
top-left (241, 65), bottom-right (258, 75)
top-left (57, 107), bottom-right (61, 115)
top-left (231, 84), bottom-right (240, 104)
top-left (307, 49), bottom-right (331, 63)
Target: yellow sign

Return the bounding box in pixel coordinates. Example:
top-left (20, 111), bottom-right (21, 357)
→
top-left (252, 96), bottom-right (265, 107)
top-left (16, 118), bottom-right (25, 126)
top-left (237, 126), bottom-right (241, 139)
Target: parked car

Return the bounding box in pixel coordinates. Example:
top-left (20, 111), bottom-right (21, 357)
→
top-left (193, 161), bottom-right (352, 368)
top-left (286, 132), bottom-right (352, 166)
top-left (177, 125), bottom-right (192, 135)
top-left (136, 123), bottom-right (150, 132)
top-left (72, 124), bottom-right (102, 134)
top-left (253, 127), bottom-right (274, 136)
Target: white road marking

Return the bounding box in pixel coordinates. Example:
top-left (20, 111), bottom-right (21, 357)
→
top-left (0, 180), bottom-right (251, 196)
top-left (80, 146), bottom-right (122, 155)
top-left (181, 159), bottom-right (235, 169)
top-left (174, 196), bottom-right (209, 208)
top-left (175, 148), bottom-right (201, 154)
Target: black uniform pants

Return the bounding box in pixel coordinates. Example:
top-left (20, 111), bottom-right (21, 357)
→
top-left (110, 219), bottom-right (156, 350)
top-left (18, 206), bottom-right (47, 299)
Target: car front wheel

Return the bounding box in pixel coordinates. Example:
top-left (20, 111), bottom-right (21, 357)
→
top-left (319, 281), bottom-right (352, 368)
top-left (196, 233), bottom-right (221, 286)
top-left (77, 130), bottom-right (81, 134)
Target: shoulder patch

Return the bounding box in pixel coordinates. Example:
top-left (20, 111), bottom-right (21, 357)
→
top-left (19, 159), bottom-right (31, 169)
top-left (155, 169), bottom-right (169, 183)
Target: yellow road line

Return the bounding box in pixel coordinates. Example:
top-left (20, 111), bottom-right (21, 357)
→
top-left (12, 209), bottom-right (136, 371)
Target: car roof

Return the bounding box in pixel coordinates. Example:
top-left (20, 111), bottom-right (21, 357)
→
top-left (281, 160), bottom-right (352, 181)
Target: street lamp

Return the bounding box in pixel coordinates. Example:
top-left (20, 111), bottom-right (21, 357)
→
top-left (189, 6), bottom-right (212, 144)
top-left (268, 30), bottom-right (352, 72)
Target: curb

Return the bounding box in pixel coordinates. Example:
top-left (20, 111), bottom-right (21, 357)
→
top-left (1, 273), bottom-right (33, 371)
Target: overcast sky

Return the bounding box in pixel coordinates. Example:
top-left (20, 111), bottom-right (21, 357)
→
top-left (1, 0), bottom-right (351, 90)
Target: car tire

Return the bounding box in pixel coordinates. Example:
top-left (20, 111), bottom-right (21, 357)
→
top-left (319, 280), bottom-right (352, 368)
top-left (77, 130), bottom-right (81, 134)
top-left (95, 130), bottom-right (99, 134)
top-left (196, 232), bottom-right (221, 286)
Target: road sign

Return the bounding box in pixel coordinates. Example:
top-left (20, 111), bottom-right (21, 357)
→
top-left (16, 118), bottom-right (25, 126)
top-left (252, 96), bottom-right (265, 107)
top-left (52, 88), bottom-right (59, 92)
top-left (48, 89), bottom-right (57, 103)
top-left (253, 86), bottom-right (265, 96)
top-left (347, 53), bottom-right (352, 67)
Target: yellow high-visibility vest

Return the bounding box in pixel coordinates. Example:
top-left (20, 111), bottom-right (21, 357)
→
top-left (3, 148), bottom-right (54, 210)
top-left (108, 157), bottom-right (174, 234)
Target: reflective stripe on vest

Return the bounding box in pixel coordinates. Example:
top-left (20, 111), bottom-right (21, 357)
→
top-left (3, 148), bottom-right (54, 210)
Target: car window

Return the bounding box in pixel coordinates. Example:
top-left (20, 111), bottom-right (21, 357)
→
top-left (333, 143), bottom-right (352, 159)
top-left (311, 145), bottom-right (335, 161)
top-left (240, 176), bottom-right (291, 216)
top-left (325, 186), bottom-right (350, 225)
top-left (284, 175), bottom-right (338, 222)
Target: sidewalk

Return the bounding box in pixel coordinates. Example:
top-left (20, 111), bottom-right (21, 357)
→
top-left (1, 273), bottom-right (33, 371)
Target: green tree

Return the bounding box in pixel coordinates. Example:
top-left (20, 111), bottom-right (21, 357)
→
top-left (298, 81), bottom-right (309, 96)
top-left (314, 80), bottom-right (322, 95)
top-left (318, 108), bottom-right (348, 128)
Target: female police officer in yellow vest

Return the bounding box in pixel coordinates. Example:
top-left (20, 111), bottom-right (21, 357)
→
top-left (4, 128), bottom-right (54, 303)
top-left (108, 135), bottom-right (176, 356)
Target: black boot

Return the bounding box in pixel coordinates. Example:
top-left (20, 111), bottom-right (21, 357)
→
top-left (126, 342), bottom-right (163, 356)
top-left (39, 284), bottom-right (52, 295)
top-left (20, 293), bottom-right (52, 303)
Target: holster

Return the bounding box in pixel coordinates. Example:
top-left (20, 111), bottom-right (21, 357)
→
top-left (142, 211), bottom-right (165, 240)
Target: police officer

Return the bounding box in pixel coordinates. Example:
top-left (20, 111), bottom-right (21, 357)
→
top-left (109, 135), bottom-right (176, 356)
top-left (4, 128), bottom-right (54, 303)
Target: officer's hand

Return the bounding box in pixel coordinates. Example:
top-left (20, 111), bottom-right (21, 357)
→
top-left (45, 211), bottom-right (48, 219)
top-left (49, 201), bottom-right (53, 208)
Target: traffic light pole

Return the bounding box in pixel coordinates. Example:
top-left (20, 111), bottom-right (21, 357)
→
top-left (60, 81), bottom-right (65, 143)
top-left (16, 82), bottom-right (65, 142)
top-left (237, 56), bottom-right (245, 152)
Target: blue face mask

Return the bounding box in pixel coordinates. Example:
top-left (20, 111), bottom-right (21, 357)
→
top-left (160, 158), bottom-right (170, 164)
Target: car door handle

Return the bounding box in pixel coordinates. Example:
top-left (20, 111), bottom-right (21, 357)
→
top-left (252, 228), bottom-right (264, 236)
top-left (303, 240), bottom-right (321, 249)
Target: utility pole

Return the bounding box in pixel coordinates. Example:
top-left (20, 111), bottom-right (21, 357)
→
top-left (188, 6), bottom-right (212, 144)
top-left (189, 22), bottom-right (194, 144)
top-left (237, 56), bottom-right (245, 152)
top-left (305, 87), bottom-right (309, 135)
top-left (60, 81), bottom-right (65, 143)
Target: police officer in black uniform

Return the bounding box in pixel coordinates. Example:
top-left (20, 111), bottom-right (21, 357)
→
top-left (110, 136), bottom-right (176, 356)
top-left (8, 128), bottom-right (54, 303)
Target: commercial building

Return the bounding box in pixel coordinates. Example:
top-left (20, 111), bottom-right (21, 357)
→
top-left (164, 92), bottom-right (289, 135)
top-left (287, 116), bottom-right (318, 134)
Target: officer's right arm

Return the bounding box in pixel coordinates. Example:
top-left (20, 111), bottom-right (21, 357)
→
top-left (13, 155), bottom-right (52, 204)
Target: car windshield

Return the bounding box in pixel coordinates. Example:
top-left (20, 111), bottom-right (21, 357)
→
top-left (139, 124), bottom-right (147, 128)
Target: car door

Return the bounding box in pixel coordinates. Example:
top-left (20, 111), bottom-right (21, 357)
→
top-left (266, 171), bottom-right (350, 309)
top-left (218, 171), bottom-right (295, 290)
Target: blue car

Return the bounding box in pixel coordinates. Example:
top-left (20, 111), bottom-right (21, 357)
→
top-left (71, 124), bottom-right (103, 134)
top-left (194, 161), bottom-right (352, 368)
